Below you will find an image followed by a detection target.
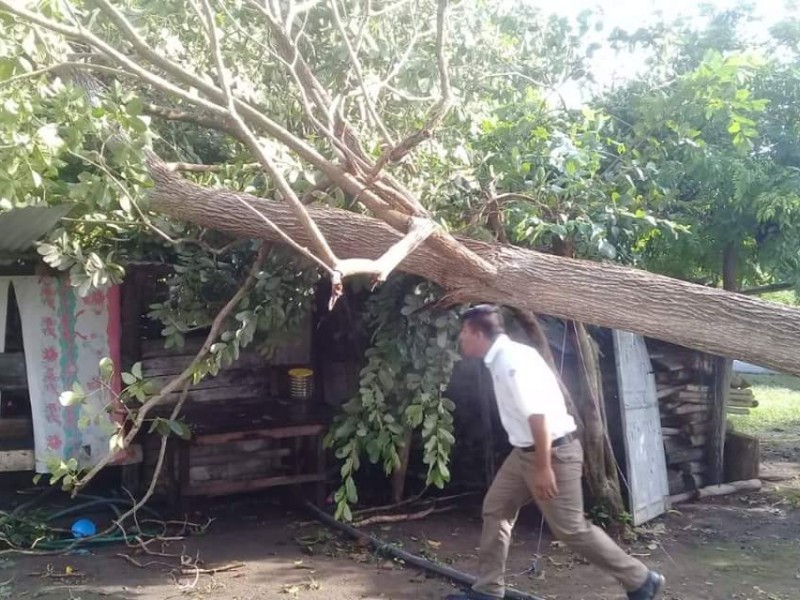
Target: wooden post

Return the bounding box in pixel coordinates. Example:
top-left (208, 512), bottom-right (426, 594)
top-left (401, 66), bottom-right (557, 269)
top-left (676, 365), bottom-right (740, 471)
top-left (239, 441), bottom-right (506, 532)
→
top-left (709, 245), bottom-right (738, 485)
top-left (724, 430), bottom-right (760, 482)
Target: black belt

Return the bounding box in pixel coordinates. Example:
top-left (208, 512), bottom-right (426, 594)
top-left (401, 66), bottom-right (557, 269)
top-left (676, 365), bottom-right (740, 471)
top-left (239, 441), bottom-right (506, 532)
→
top-left (520, 432), bottom-right (576, 453)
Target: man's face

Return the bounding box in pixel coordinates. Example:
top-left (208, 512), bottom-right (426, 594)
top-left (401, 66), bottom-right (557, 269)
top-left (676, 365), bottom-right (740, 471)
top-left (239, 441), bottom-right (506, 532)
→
top-left (458, 322), bottom-right (488, 358)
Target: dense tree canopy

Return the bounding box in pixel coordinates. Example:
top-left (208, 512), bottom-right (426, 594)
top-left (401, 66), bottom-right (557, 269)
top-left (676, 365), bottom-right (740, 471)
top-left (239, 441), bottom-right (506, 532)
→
top-left (1, 1), bottom-right (799, 512)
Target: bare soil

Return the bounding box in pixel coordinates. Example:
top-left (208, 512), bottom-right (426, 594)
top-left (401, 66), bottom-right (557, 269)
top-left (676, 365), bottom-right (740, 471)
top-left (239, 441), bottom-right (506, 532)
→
top-left (3, 487), bottom-right (799, 600)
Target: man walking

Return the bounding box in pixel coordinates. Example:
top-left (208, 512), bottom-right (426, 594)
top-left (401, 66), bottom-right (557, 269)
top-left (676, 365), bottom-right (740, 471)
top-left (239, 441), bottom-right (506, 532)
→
top-left (447, 305), bottom-right (664, 600)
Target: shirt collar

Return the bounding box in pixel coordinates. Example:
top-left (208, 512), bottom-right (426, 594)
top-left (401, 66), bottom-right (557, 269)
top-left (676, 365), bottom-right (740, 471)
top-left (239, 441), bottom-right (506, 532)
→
top-left (483, 334), bottom-right (509, 366)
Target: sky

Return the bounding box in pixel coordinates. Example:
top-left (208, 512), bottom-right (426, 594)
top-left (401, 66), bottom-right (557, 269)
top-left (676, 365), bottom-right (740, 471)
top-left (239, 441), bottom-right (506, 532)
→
top-left (523, 0), bottom-right (799, 105)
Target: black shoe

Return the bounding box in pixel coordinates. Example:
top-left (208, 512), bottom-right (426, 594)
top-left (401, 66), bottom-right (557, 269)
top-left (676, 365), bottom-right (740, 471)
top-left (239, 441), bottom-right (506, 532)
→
top-left (627, 571), bottom-right (665, 600)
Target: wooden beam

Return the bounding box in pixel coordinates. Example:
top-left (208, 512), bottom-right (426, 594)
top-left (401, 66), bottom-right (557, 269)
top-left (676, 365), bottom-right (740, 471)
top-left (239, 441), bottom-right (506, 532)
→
top-left (191, 424), bottom-right (325, 446)
top-left (0, 418), bottom-right (33, 440)
top-left (0, 449), bottom-right (34, 472)
top-left (181, 473), bottom-right (324, 497)
top-left (0, 353), bottom-right (27, 391)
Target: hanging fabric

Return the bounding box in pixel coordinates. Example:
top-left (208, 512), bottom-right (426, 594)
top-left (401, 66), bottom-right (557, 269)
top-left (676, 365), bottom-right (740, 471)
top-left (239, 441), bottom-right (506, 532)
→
top-left (13, 275), bottom-right (121, 473)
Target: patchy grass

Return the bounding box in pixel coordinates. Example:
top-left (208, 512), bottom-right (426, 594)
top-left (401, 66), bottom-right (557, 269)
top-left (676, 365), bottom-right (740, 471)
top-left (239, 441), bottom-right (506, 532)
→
top-left (729, 374), bottom-right (800, 438)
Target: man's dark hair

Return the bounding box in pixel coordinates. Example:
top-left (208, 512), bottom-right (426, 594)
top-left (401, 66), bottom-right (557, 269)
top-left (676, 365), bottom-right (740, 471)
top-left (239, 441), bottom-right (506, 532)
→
top-left (460, 304), bottom-right (505, 339)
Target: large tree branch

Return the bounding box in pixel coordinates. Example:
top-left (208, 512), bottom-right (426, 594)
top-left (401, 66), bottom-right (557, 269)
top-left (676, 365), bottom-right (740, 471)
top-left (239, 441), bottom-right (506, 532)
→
top-left (143, 103), bottom-right (240, 138)
top-left (336, 216), bottom-right (436, 282)
top-left (146, 174), bottom-right (800, 376)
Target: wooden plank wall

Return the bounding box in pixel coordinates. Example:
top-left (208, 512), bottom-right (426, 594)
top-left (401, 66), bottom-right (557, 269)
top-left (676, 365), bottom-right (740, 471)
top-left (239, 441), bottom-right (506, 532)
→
top-left (648, 340), bottom-right (756, 496)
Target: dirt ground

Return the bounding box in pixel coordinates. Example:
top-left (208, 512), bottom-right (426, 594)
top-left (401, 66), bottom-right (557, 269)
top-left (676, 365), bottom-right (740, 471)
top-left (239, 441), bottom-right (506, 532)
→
top-left (2, 482), bottom-right (798, 600)
top-left (5, 380), bottom-right (800, 600)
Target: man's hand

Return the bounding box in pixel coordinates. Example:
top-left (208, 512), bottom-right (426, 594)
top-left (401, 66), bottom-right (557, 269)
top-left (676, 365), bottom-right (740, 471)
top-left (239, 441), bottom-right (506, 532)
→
top-left (533, 466), bottom-right (558, 501)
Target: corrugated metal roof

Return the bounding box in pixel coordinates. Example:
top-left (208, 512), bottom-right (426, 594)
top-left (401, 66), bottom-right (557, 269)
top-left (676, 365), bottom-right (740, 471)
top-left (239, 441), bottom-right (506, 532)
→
top-left (0, 205), bottom-right (74, 254)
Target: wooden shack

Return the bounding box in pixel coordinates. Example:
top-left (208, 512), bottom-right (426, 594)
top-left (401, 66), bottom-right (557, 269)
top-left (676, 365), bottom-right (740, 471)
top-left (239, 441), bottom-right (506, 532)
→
top-left (122, 265), bottom-right (329, 506)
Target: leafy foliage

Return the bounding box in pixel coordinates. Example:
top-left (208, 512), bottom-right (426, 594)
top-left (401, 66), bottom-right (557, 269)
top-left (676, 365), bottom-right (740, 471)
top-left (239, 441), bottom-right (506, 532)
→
top-left (326, 276), bottom-right (460, 520)
top-left (3, 0), bottom-right (800, 512)
top-left (148, 245), bottom-right (318, 363)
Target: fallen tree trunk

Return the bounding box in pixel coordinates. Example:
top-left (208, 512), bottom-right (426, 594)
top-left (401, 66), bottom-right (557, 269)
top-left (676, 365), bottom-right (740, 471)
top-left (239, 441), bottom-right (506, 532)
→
top-left (148, 166), bottom-right (800, 376)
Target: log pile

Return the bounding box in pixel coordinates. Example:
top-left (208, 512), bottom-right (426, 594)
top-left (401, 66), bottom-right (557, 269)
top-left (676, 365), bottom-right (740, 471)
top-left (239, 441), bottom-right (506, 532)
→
top-left (648, 342), bottom-right (757, 496)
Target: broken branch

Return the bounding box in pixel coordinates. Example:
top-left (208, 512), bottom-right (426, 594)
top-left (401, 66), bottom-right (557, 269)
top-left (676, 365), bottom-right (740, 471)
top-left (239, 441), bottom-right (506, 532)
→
top-left (335, 216), bottom-right (437, 283)
top-left (352, 505), bottom-right (455, 527)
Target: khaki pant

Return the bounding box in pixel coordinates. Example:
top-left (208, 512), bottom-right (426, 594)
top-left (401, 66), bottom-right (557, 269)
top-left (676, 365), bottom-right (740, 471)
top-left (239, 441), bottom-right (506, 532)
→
top-left (473, 439), bottom-right (649, 598)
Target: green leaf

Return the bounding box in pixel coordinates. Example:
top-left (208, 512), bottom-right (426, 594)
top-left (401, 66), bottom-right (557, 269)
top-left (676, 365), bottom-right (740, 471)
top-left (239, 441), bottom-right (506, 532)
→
top-left (436, 330), bottom-right (448, 348)
top-left (167, 420), bottom-right (192, 440)
top-left (121, 372), bottom-right (136, 386)
top-left (345, 476), bottom-right (358, 504)
top-left (131, 362), bottom-right (143, 379)
top-left (378, 369), bottom-right (393, 390)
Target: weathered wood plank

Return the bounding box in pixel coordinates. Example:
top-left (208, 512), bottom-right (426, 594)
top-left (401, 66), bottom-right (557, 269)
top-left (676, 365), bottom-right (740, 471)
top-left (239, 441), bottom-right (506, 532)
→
top-left (656, 384), bottom-right (686, 399)
top-left (0, 353), bottom-right (27, 391)
top-left (147, 371), bottom-right (268, 392)
top-left (0, 417), bottom-right (33, 440)
top-left (190, 453), bottom-right (289, 481)
top-left (680, 461), bottom-right (707, 474)
top-left (160, 384), bottom-right (267, 405)
top-left (181, 473), bottom-right (324, 497)
top-left (664, 403), bottom-right (711, 415)
top-left (682, 422), bottom-right (709, 436)
top-left (190, 447), bottom-right (291, 468)
top-left (689, 435), bottom-right (707, 447)
top-left (192, 424), bottom-right (325, 446)
top-left (141, 352), bottom-right (266, 377)
top-left (651, 355), bottom-right (686, 372)
top-left (666, 447), bottom-right (706, 465)
top-left (0, 449), bottom-right (34, 472)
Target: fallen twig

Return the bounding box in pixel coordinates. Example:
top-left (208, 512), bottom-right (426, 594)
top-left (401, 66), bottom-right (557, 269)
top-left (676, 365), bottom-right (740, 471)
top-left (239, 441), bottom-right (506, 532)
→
top-left (116, 553), bottom-right (175, 570)
top-left (178, 561), bottom-right (244, 576)
top-left (352, 504), bottom-right (456, 527)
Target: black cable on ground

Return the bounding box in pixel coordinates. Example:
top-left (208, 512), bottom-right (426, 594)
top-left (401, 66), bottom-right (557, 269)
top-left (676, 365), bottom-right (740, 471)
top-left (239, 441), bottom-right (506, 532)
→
top-left (304, 502), bottom-right (544, 600)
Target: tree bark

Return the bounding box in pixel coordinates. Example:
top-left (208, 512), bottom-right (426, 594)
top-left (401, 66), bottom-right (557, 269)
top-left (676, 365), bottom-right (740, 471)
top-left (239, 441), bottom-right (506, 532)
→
top-left (147, 168), bottom-right (800, 376)
top-left (391, 429), bottom-right (413, 504)
top-left (724, 431), bottom-right (760, 482)
top-left (573, 323), bottom-right (625, 523)
top-left (709, 245), bottom-right (739, 485)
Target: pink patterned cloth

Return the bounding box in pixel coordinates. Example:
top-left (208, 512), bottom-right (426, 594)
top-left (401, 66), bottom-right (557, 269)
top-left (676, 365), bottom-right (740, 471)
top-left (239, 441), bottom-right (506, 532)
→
top-left (3, 276), bottom-right (121, 473)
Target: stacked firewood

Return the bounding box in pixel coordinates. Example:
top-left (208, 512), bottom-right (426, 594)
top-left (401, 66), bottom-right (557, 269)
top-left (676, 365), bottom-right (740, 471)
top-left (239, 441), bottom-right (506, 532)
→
top-left (648, 343), bottom-right (755, 495)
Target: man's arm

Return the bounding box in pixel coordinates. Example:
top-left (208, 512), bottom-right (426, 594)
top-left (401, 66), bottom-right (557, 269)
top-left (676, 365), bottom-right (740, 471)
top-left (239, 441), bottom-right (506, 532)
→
top-left (528, 414), bottom-right (558, 501)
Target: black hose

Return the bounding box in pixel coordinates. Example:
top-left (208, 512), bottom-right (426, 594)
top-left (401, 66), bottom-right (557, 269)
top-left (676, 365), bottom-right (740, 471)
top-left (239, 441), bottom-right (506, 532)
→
top-left (304, 502), bottom-right (544, 600)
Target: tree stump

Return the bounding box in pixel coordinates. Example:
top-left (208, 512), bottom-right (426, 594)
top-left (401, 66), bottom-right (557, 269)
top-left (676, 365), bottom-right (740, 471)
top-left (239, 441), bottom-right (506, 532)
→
top-left (724, 431), bottom-right (760, 482)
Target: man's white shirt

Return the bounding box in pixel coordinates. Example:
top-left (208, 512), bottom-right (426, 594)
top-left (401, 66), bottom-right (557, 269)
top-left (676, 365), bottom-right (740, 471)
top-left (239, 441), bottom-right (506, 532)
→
top-left (483, 334), bottom-right (577, 448)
